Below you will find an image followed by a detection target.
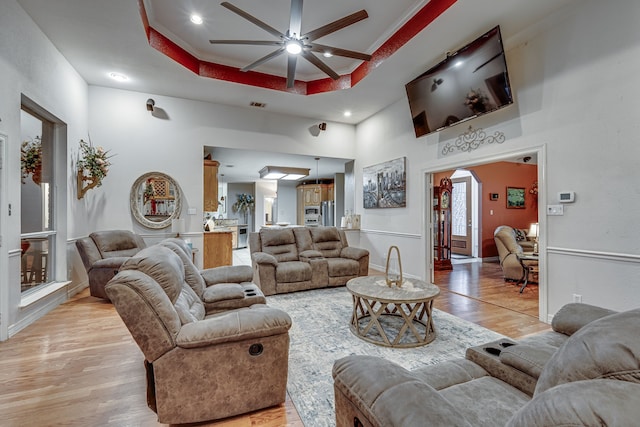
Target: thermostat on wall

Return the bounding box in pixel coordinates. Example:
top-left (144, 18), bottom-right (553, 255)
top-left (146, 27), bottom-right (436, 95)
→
top-left (558, 191), bottom-right (575, 203)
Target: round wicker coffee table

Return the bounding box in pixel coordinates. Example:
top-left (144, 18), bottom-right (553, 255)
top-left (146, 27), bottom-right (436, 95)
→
top-left (346, 276), bottom-right (440, 348)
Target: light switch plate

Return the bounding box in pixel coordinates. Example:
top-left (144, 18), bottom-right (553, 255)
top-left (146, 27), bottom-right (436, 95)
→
top-left (547, 205), bottom-right (564, 215)
top-left (188, 208), bottom-right (197, 215)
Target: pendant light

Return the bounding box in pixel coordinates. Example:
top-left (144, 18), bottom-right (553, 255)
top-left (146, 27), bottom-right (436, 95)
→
top-left (314, 157), bottom-right (320, 193)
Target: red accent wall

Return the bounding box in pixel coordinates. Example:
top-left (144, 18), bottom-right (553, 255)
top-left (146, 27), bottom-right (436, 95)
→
top-left (434, 161), bottom-right (538, 258)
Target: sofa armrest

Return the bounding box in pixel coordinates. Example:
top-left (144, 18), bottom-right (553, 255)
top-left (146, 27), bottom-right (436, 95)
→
top-left (200, 265), bottom-right (253, 286)
top-left (299, 249), bottom-right (323, 261)
top-left (551, 303), bottom-right (617, 336)
top-left (89, 256), bottom-right (130, 271)
top-left (251, 251), bottom-right (278, 267)
top-left (176, 306), bottom-right (291, 348)
top-left (333, 356), bottom-right (473, 427)
top-left (340, 246), bottom-right (368, 261)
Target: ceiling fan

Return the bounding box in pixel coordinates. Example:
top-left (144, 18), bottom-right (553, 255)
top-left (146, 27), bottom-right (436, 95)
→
top-left (209, 0), bottom-right (372, 88)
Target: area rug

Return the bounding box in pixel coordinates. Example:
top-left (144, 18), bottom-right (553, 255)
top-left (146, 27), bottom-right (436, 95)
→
top-left (267, 286), bottom-right (505, 427)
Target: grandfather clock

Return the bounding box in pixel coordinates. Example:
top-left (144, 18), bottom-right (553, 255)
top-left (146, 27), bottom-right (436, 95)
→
top-left (433, 177), bottom-right (453, 271)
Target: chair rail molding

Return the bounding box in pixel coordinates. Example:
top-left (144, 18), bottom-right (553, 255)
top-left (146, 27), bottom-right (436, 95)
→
top-left (547, 247), bottom-right (640, 263)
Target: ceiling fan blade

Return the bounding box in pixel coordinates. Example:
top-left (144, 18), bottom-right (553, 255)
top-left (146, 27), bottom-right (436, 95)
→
top-left (286, 55), bottom-right (298, 88)
top-left (303, 10), bottom-right (368, 42)
top-left (221, 2), bottom-right (284, 39)
top-left (309, 43), bottom-right (371, 61)
top-left (301, 51), bottom-right (339, 80)
top-left (209, 40), bottom-right (283, 46)
top-left (288, 0), bottom-right (303, 38)
top-left (240, 48), bottom-right (286, 72)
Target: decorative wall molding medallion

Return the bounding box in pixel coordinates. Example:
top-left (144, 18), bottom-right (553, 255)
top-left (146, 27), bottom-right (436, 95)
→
top-left (442, 126), bottom-right (505, 155)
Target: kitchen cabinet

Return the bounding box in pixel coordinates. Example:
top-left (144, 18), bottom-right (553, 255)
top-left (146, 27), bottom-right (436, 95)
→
top-left (327, 183), bottom-right (334, 201)
top-left (203, 159), bottom-right (219, 212)
top-left (301, 184), bottom-right (328, 206)
top-left (203, 231), bottom-right (232, 268)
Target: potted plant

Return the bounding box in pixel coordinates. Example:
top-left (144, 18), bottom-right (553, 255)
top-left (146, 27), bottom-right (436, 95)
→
top-left (21, 136), bottom-right (42, 185)
top-left (232, 193), bottom-right (255, 224)
top-left (77, 138), bottom-right (114, 199)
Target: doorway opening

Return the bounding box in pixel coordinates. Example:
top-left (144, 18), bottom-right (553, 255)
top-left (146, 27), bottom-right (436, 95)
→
top-left (427, 149), bottom-right (544, 320)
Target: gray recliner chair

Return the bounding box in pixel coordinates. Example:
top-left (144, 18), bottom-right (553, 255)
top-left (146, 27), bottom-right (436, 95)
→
top-left (75, 230), bottom-right (146, 300)
top-left (105, 244), bottom-right (292, 424)
top-left (494, 225), bottom-right (528, 282)
top-left (159, 238), bottom-right (266, 313)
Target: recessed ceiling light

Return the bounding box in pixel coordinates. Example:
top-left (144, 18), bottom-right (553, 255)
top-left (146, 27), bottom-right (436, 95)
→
top-left (190, 14), bottom-right (203, 25)
top-left (343, 110), bottom-right (352, 117)
top-left (108, 72), bottom-right (129, 82)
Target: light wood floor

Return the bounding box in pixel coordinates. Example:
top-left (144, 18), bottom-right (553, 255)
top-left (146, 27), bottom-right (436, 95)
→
top-left (0, 264), bottom-right (549, 426)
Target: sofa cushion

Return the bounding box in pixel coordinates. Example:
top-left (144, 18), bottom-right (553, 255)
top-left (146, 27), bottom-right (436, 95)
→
top-left (174, 286), bottom-right (206, 324)
top-left (309, 227), bottom-right (343, 258)
top-left (513, 228), bottom-right (527, 242)
top-left (91, 229), bottom-right (145, 257)
top-left (507, 379), bottom-right (640, 427)
top-left (259, 229), bottom-right (299, 262)
top-left (202, 283), bottom-right (245, 303)
top-left (159, 240), bottom-right (206, 298)
top-left (499, 344), bottom-right (556, 379)
top-left (121, 246), bottom-right (185, 303)
top-left (535, 308), bottom-right (640, 395)
top-left (276, 261), bottom-right (311, 283)
top-left (326, 258), bottom-right (359, 277)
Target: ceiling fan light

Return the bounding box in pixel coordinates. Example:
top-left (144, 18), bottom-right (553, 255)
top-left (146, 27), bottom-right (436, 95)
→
top-left (286, 40), bottom-right (302, 54)
top-left (323, 51), bottom-right (333, 58)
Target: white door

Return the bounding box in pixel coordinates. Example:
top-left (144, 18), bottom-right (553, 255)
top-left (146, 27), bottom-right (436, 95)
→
top-left (451, 177), bottom-right (472, 256)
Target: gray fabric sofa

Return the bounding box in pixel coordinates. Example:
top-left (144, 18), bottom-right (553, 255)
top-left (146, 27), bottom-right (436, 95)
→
top-left (105, 243), bottom-right (292, 424)
top-left (333, 303), bottom-right (640, 426)
top-left (75, 229), bottom-right (147, 300)
top-left (249, 226), bottom-right (369, 296)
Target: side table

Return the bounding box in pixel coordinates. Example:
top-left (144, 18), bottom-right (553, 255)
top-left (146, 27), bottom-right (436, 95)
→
top-left (516, 254), bottom-right (539, 293)
top-left (346, 276), bottom-right (440, 348)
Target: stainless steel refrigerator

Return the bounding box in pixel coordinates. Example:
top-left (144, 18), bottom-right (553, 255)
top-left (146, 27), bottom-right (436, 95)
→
top-left (321, 201), bottom-right (334, 226)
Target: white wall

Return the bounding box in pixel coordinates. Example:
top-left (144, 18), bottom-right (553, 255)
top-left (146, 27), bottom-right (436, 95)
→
top-left (356, 0), bottom-right (640, 317)
top-left (0, 0), bottom-right (89, 338)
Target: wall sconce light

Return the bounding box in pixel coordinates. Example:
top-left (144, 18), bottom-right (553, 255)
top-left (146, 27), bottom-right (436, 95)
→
top-left (146, 98), bottom-right (155, 112)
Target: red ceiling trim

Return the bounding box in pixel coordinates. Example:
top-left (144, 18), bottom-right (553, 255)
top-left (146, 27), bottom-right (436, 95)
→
top-left (136, 0), bottom-right (457, 95)
top-left (149, 28), bottom-right (200, 74)
top-left (137, 0), bottom-right (151, 40)
top-left (352, 0), bottom-right (457, 86)
top-left (199, 61), bottom-right (307, 94)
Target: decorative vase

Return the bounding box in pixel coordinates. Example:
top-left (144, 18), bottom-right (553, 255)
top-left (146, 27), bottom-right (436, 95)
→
top-left (385, 246), bottom-right (403, 287)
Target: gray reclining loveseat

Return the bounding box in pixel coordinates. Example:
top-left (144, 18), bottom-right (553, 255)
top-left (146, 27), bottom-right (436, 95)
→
top-left (333, 303), bottom-right (640, 426)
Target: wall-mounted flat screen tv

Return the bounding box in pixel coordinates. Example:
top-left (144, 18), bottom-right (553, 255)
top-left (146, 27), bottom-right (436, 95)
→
top-left (405, 26), bottom-right (513, 137)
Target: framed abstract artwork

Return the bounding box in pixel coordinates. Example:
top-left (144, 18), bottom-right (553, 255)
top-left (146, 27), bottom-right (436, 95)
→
top-left (363, 157), bottom-right (406, 209)
top-left (506, 187), bottom-right (525, 209)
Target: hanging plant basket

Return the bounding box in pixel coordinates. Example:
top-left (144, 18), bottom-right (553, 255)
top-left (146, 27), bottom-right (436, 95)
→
top-left (76, 138), bottom-right (114, 199)
top-left (21, 136), bottom-right (42, 185)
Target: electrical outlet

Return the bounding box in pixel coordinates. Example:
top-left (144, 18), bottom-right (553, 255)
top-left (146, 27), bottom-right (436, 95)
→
top-left (572, 294), bottom-right (582, 303)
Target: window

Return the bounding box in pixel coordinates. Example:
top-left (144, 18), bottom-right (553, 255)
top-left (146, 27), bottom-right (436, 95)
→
top-left (20, 107), bottom-right (56, 294)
